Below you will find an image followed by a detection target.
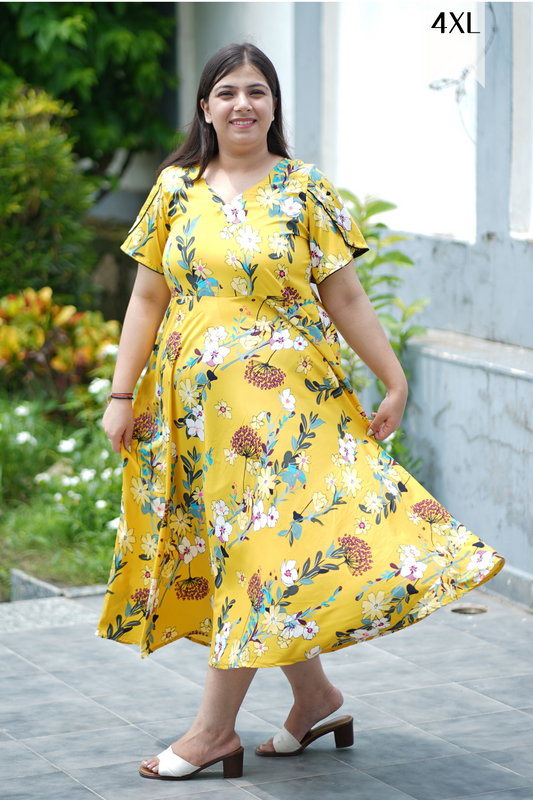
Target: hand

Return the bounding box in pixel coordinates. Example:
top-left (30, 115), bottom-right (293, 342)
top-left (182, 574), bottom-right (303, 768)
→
top-left (102, 400), bottom-right (134, 454)
top-left (366, 387), bottom-right (408, 442)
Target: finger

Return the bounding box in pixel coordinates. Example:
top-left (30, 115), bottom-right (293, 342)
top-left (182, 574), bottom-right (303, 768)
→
top-left (368, 408), bottom-right (387, 436)
top-left (374, 422), bottom-right (391, 441)
top-left (123, 423), bottom-right (133, 454)
top-left (110, 436), bottom-right (123, 454)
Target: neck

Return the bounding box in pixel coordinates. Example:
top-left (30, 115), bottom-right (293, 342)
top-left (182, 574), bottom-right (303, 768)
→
top-left (210, 145), bottom-right (276, 176)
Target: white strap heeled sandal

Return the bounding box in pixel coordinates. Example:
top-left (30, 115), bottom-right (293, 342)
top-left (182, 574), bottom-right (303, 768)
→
top-left (139, 744), bottom-right (244, 780)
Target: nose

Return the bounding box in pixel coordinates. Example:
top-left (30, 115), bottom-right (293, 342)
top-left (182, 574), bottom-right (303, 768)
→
top-left (234, 91), bottom-right (252, 111)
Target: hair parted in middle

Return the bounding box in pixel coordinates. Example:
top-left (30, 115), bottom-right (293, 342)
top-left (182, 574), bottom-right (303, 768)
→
top-left (157, 43), bottom-right (291, 179)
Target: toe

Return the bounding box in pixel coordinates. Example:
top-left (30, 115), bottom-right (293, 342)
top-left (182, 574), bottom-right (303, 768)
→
top-left (257, 737), bottom-right (276, 753)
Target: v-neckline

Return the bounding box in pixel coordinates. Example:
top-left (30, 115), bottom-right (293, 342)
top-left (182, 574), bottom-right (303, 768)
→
top-left (200, 158), bottom-right (290, 206)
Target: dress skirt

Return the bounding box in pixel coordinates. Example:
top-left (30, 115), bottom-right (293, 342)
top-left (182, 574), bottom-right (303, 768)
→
top-left (96, 159), bottom-right (504, 666)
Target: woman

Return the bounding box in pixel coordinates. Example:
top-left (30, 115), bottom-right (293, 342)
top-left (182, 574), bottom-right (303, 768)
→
top-left (99, 43), bottom-right (504, 780)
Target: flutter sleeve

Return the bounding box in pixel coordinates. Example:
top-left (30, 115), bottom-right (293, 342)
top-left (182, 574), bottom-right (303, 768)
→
top-left (307, 167), bottom-right (369, 285)
top-left (120, 169), bottom-right (171, 275)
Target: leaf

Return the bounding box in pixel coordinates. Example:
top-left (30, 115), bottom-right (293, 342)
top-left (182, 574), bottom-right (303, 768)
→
top-left (364, 200), bottom-right (398, 218)
top-left (283, 584), bottom-right (299, 598)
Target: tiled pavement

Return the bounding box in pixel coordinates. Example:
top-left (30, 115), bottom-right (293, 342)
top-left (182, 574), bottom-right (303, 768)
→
top-left (1, 589), bottom-right (533, 800)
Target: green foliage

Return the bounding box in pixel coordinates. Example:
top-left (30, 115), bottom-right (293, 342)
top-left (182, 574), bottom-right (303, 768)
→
top-left (0, 2), bottom-right (177, 175)
top-left (0, 82), bottom-right (100, 302)
top-left (338, 189), bottom-right (429, 475)
top-left (0, 392), bottom-right (121, 602)
top-left (0, 286), bottom-right (120, 403)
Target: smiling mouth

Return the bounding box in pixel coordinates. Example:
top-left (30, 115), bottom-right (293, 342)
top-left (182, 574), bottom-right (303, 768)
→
top-left (231, 119), bottom-right (256, 127)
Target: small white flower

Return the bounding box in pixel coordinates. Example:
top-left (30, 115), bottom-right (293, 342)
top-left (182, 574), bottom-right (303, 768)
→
top-left (67, 490), bottom-right (82, 502)
top-left (293, 336), bottom-right (308, 351)
top-left (16, 431), bottom-right (37, 445)
top-left (186, 416), bottom-right (205, 441)
top-left (266, 505), bottom-right (279, 528)
top-left (114, 466), bottom-right (122, 477)
top-left (202, 342), bottom-right (230, 366)
top-left (102, 468), bottom-right (112, 480)
top-left (195, 536), bottom-right (206, 553)
top-left (108, 517), bottom-right (121, 529)
top-left (467, 550), bottom-right (493, 573)
top-left (14, 405), bottom-right (30, 417)
top-left (251, 500), bottom-right (267, 531)
top-left (302, 620), bottom-right (319, 640)
top-left (335, 205), bottom-right (353, 231)
top-left (205, 325), bottom-right (228, 344)
top-left (400, 557), bottom-right (428, 580)
top-left (178, 536), bottom-right (198, 564)
top-left (280, 559), bottom-right (298, 587)
top-left (279, 388), bottom-right (296, 413)
top-left (101, 343), bottom-right (119, 358)
top-left (58, 438), bottom-right (76, 453)
top-left (88, 378), bottom-right (111, 395)
top-left (34, 473), bottom-right (51, 484)
top-left (235, 224), bottom-right (262, 254)
top-left (281, 198), bottom-right (302, 218)
top-left (222, 197), bottom-right (246, 225)
top-left (80, 468), bottom-right (96, 482)
top-left (100, 449), bottom-right (109, 460)
top-left (155, 381), bottom-right (162, 400)
top-left (317, 306), bottom-right (331, 328)
top-left (61, 475), bottom-right (80, 487)
top-left (305, 645), bottom-right (323, 659)
top-left (214, 499), bottom-right (229, 517)
top-left (151, 497), bottom-right (166, 518)
top-left (214, 516), bottom-right (232, 542)
top-left (270, 329), bottom-right (293, 351)
top-left (220, 224), bottom-right (237, 240)
top-left (192, 404), bottom-right (204, 420)
top-left (95, 500), bottom-right (107, 509)
top-left (54, 492), bottom-right (63, 502)
top-left (310, 242), bottom-right (323, 268)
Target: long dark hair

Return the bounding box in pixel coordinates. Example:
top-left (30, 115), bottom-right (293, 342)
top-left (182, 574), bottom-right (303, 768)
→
top-left (157, 43), bottom-right (291, 179)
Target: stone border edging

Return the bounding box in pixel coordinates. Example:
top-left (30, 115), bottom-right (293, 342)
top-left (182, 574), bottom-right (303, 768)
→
top-left (10, 568), bottom-right (107, 602)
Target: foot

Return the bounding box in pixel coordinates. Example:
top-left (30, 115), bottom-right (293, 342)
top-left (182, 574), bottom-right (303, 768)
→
top-left (142, 727), bottom-right (241, 774)
top-left (257, 683), bottom-right (344, 754)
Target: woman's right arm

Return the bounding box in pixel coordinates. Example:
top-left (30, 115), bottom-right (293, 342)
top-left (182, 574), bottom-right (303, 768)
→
top-left (102, 264), bottom-right (171, 453)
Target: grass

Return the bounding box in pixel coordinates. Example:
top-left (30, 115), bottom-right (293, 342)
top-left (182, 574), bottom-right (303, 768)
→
top-left (0, 391), bottom-right (122, 602)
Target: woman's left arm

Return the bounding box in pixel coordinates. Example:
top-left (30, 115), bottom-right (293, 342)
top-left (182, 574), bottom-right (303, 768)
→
top-left (317, 260), bottom-right (408, 441)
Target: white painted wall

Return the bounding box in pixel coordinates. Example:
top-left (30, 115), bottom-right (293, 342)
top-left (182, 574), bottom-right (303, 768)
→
top-left (337, 1), bottom-right (477, 243)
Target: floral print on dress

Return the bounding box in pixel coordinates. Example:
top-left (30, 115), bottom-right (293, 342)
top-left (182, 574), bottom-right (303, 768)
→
top-left (97, 158), bottom-right (504, 665)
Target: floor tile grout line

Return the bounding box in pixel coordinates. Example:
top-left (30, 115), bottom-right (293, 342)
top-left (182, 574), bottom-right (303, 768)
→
top-left (0, 737), bottom-right (108, 798)
top-left (445, 786), bottom-right (533, 800)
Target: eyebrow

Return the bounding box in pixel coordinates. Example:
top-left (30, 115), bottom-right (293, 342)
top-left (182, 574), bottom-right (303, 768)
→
top-left (215, 82), bottom-right (268, 90)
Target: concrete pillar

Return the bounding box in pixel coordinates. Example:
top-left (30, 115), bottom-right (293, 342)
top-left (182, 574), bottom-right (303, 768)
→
top-left (294, 2), bottom-right (322, 165)
top-left (476, 2), bottom-right (513, 241)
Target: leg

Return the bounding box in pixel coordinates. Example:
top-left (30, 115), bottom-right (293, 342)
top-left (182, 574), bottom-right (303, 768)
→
top-left (144, 664), bottom-right (257, 773)
top-left (256, 656), bottom-right (343, 753)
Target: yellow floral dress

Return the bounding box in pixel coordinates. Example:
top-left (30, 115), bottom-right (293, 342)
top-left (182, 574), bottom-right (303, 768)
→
top-left (97, 158), bottom-right (504, 666)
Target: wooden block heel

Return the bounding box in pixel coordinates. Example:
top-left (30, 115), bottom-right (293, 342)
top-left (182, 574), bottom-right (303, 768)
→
top-left (334, 719), bottom-right (354, 749)
top-left (222, 747), bottom-right (244, 778)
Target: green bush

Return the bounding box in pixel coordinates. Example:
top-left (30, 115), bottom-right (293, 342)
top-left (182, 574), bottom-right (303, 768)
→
top-left (0, 286), bottom-right (120, 404)
top-left (0, 2), bottom-right (177, 178)
top-left (0, 80), bottom-right (98, 304)
top-left (338, 190), bottom-right (429, 476)
top-left (0, 392), bottom-right (122, 601)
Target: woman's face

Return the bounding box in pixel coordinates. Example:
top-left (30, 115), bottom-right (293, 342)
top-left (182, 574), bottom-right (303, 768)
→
top-left (200, 62), bottom-right (276, 153)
